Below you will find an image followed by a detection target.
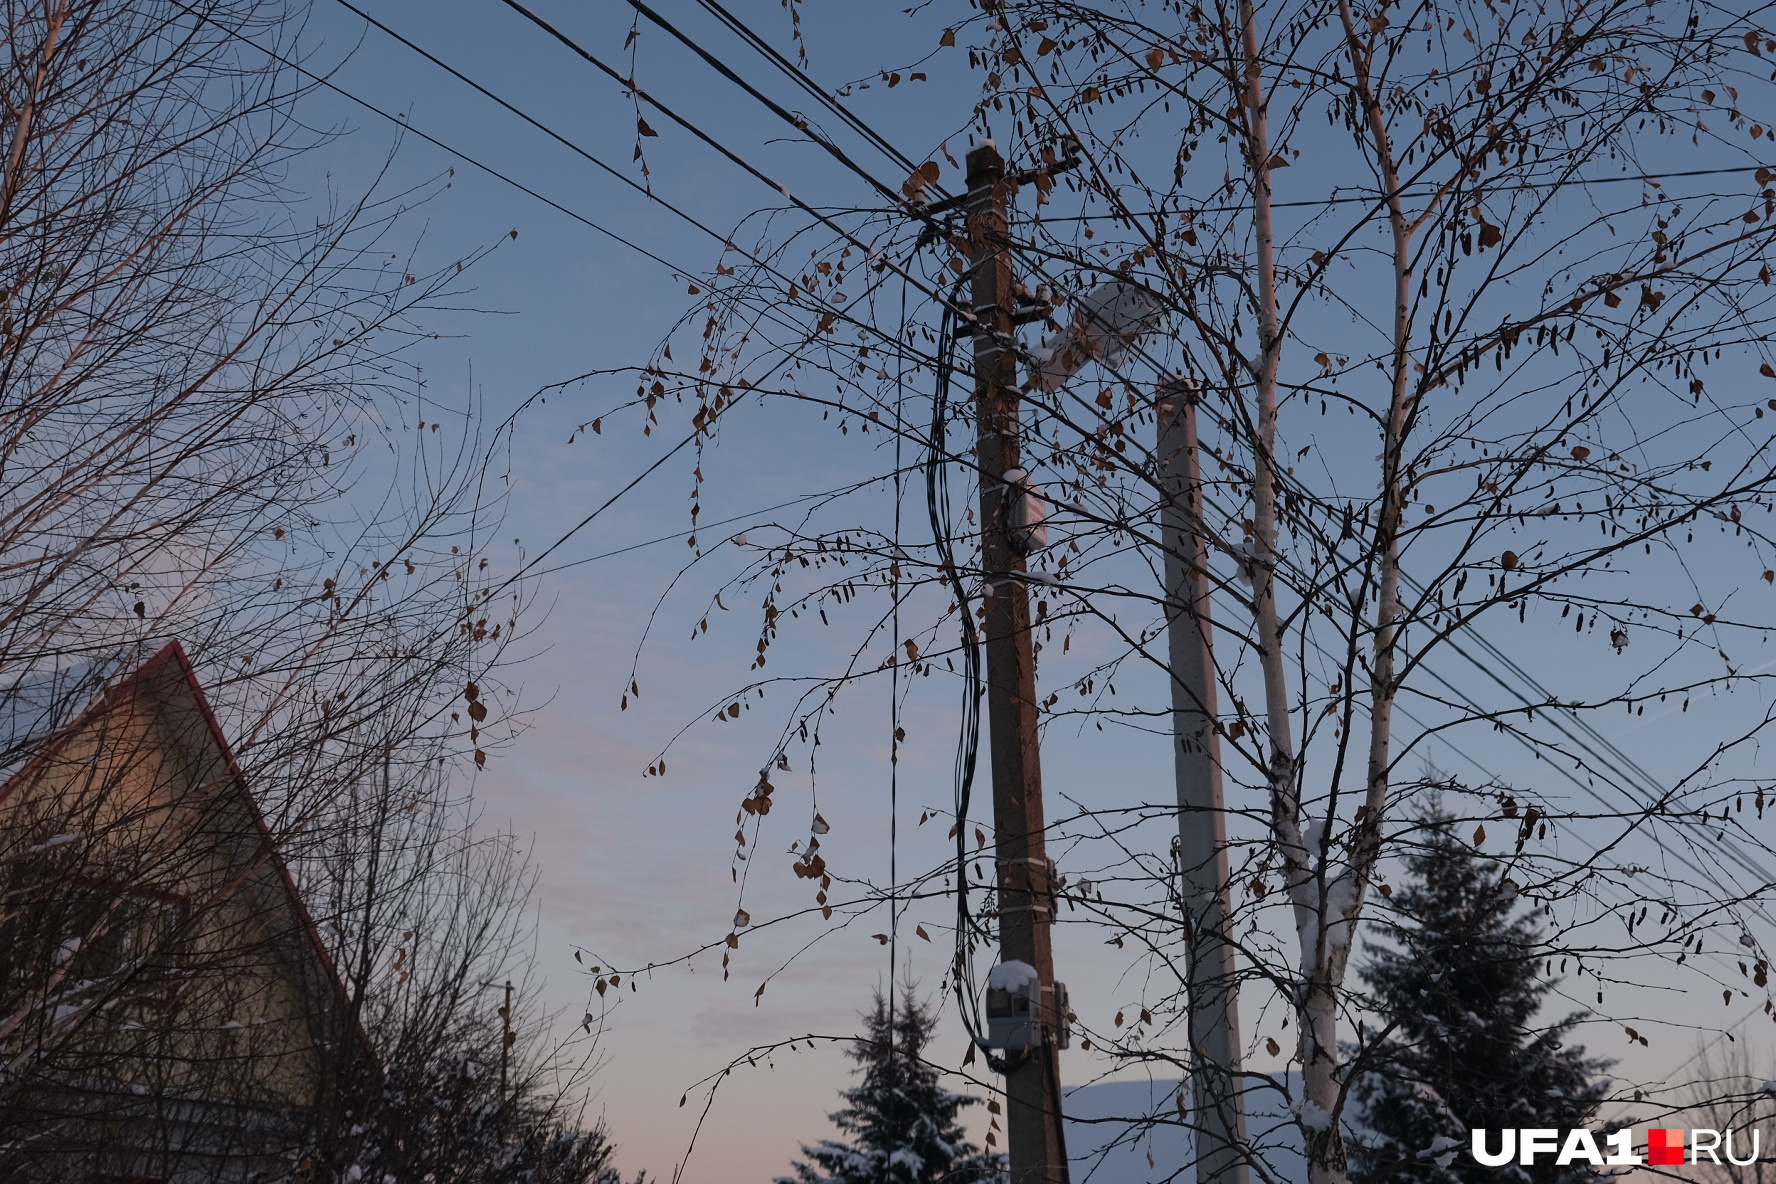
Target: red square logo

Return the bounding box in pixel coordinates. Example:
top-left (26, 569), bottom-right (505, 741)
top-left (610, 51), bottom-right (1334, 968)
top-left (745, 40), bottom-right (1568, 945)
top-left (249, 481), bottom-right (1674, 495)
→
top-left (1648, 1129), bottom-right (1685, 1166)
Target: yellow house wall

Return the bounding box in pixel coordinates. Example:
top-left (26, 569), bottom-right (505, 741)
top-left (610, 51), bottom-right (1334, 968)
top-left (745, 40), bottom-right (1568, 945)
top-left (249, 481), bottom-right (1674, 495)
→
top-left (0, 680), bottom-right (337, 1111)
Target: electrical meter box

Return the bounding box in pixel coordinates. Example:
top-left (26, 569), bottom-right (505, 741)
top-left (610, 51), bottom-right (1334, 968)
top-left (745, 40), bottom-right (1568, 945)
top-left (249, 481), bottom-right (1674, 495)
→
top-left (983, 961), bottom-right (1042, 1050)
top-left (981, 962), bottom-right (1073, 1051)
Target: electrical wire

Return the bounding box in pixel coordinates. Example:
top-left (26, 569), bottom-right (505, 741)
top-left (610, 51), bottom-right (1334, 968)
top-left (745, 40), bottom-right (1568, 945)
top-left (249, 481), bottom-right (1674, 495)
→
top-left (926, 282), bottom-right (990, 1048)
top-left (488, 0), bottom-right (1078, 398)
top-left (1013, 164), bottom-right (1776, 221)
top-left (521, 489), bottom-right (832, 581)
top-left (570, 0), bottom-right (1230, 485)
top-left (686, 0), bottom-right (931, 185)
top-left (646, 0), bottom-right (1024, 1022)
top-left (493, 0), bottom-right (940, 286)
top-left (1398, 570), bottom-right (1776, 932)
top-left (889, 286), bottom-right (906, 1067)
top-left (622, 0), bottom-right (907, 211)
top-left (166, 0), bottom-right (691, 274)
top-left (326, 0), bottom-right (737, 251)
top-left (475, 0), bottom-right (1194, 526)
top-left (505, 0), bottom-right (1776, 476)
top-left (253, 0), bottom-right (983, 613)
top-left (321, 0), bottom-right (940, 394)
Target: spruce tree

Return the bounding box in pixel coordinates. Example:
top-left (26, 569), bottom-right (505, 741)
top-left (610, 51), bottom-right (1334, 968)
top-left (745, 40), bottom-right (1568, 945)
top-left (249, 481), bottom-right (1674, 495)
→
top-left (778, 990), bottom-right (1003, 1184)
top-left (1350, 807), bottom-right (1610, 1183)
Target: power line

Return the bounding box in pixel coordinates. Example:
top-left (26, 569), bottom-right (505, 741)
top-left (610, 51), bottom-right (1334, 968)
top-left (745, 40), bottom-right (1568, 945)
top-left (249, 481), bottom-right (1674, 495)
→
top-left (326, 0), bottom-right (943, 362)
top-left (523, 487), bottom-right (844, 581)
top-left (687, 0), bottom-right (933, 184)
top-left (167, 0), bottom-right (692, 275)
top-left (179, 0), bottom-right (901, 625)
top-left (489, 0), bottom-right (1007, 386)
top-left (655, 3), bottom-right (1769, 228)
top-left (622, 0), bottom-right (905, 209)
top-left (164, 0), bottom-right (963, 643)
top-left (1022, 163), bottom-right (1776, 222)
top-left (582, 0), bottom-right (1240, 445)
top-left (245, 1), bottom-right (1033, 642)
top-left (198, 0), bottom-right (941, 435)
top-left (1395, 569), bottom-right (1776, 935)
top-left (318, 0), bottom-right (938, 369)
top-left (326, 0), bottom-right (738, 251)
top-left (312, 0), bottom-right (983, 419)
top-left (496, 0), bottom-right (865, 220)
top-left (486, 0), bottom-right (996, 359)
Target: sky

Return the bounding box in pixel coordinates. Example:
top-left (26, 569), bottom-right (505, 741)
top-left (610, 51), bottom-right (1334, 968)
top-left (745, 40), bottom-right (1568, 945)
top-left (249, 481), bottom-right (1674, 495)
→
top-left (272, 2), bottom-right (1776, 1181)
top-left (284, 4), bottom-right (1019, 1179)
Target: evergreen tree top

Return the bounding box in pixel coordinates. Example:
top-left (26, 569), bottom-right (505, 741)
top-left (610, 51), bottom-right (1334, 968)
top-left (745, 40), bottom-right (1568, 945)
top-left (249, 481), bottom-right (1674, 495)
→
top-left (777, 990), bottom-right (1003, 1184)
top-left (1350, 803), bottom-right (1611, 1184)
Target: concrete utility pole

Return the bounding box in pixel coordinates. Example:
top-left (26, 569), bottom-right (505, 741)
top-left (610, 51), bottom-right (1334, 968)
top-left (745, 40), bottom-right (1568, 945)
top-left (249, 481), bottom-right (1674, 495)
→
top-left (964, 140), bottom-right (1068, 1184)
top-left (1158, 380), bottom-right (1251, 1184)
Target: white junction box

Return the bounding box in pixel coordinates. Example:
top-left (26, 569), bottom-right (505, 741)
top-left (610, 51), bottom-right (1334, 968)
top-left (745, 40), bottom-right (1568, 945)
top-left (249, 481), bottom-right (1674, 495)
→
top-left (984, 961), bottom-right (1069, 1052)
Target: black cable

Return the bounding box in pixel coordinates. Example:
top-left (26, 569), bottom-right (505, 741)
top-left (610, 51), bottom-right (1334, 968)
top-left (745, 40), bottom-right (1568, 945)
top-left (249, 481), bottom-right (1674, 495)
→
top-left (578, 0), bottom-right (1211, 457)
top-left (520, 491), bottom-right (826, 580)
top-left (476, 0), bottom-right (1159, 468)
top-left (687, 0), bottom-right (935, 187)
top-left (597, 15), bottom-right (1162, 1090)
top-left (1021, 163), bottom-right (1776, 220)
top-left (889, 289), bottom-right (907, 1069)
top-left (167, 0), bottom-right (691, 274)
top-left (209, 0), bottom-right (1003, 681)
top-left (671, 0), bottom-right (1776, 444)
top-left (326, 0), bottom-right (737, 251)
top-left (322, 0), bottom-right (936, 390)
top-left (1400, 574), bottom-right (1776, 929)
top-left (927, 282), bottom-right (988, 1046)
top-left (622, 0), bottom-right (907, 210)
top-left (490, 0), bottom-right (1018, 360)
top-left (496, 0), bottom-right (864, 226)
top-left (504, 432), bottom-right (699, 588)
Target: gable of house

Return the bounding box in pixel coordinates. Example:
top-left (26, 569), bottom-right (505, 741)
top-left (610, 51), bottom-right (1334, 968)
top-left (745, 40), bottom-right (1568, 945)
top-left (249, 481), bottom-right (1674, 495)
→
top-left (0, 641), bottom-right (370, 1182)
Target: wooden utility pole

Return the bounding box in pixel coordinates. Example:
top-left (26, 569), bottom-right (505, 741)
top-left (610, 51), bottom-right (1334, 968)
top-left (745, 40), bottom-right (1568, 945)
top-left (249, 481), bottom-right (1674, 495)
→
top-left (964, 141), bottom-right (1067, 1184)
top-left (1158, 381), bottom-right (1250, 1184)
top-left (499, 979), bottom-right (513, 1116)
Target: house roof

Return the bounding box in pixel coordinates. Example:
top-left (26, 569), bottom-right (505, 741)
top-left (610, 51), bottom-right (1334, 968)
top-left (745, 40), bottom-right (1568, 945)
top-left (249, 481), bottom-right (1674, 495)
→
top-left (0, 639), bottom-right (377, 1070)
